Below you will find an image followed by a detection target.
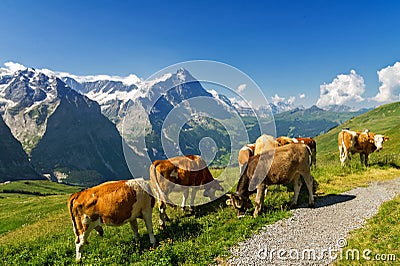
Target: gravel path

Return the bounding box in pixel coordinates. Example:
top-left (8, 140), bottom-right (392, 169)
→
top-left (227, 178), bottom-right (400, 265)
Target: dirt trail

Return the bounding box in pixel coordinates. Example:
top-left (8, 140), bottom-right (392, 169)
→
top-left (227, 178), bottom-right (400, 265)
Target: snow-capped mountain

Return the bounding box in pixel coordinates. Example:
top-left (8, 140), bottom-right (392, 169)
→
top-left (62, 68), bottom-right (236, 161)
top-left (0, 68), bottom-right (62, 153)
top-left (0, 67), bottom-right (136, 184)
top-left (62, 68), bottom-right (234, 125)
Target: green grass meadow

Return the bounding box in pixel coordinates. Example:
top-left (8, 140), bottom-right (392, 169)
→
top-left (0, 102), bottom-right (399, 265)
top-left (0, 179), bottom-right (291, 265)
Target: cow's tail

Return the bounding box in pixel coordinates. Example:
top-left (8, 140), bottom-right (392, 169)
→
top-left (68, 193), bottom-right (80, 241)
top-left (304, 145), bottom-right (313, 166)
top-left (149, 163), bottom-right (167, 204)
top-left (339, 137), bottom-right (347, 165)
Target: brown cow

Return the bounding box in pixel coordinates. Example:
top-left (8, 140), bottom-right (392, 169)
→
top-left (338, 129), bottom-right (389, 166)
top-left (68, 178), bottom-right (155, 261)
top-left (227, 144), bottom-right (314, 218)
top-left (150, 155), bottom-right (224, 228)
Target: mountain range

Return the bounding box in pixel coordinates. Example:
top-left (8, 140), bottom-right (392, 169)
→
top-left (0, 68), bottom-right (134, 185)
top-left (0, 66), bottom-right (368, 185)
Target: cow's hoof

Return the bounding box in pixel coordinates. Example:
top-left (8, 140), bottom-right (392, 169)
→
top-left (308, 203), bottom-right (315, 208)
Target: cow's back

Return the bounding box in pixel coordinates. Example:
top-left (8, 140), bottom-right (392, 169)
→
top-left (247, 144), bottom-right (310, 185)
top-left (295, 138), bottom-right (316, 150)
top-left (153, 155), bottom-right (213, 187)
top-left (126, 178), bottom-right (155, 213)
top-left (269, 144), bottom-right (310, 183)
top-left (276, 136), bottom-right (294, 147)
top-left (78, 181), bottom-right (137, 225)
top-left (255, 134), bottom-right (276, 155)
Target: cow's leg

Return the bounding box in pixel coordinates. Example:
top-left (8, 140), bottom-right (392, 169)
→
top-left (365, 154), bottom-right (369, 167)
top-left (181, 187), bottom-right (189, 211)
top-left (158, 201), bottom-right (169, 229)
top-left (253, 183), bottom-right (266, 217)
top-left (359, 153), bottom-right (365, 166)
top-left (290, 174), bottom-right (302, 208)
top-left (130, 219), bottom-right (139, 241)
top-left (189, 187), bottom-right (198, 212)
top-left (339, 146), bottom-right (347, 166)
top-left (76, 234), bottom-right (85, 262)
top-left (76, 222), bottom-right (95, 261)
top-left (303, 174), bottom-right (315, 207)
top-left (142, 209), bottom-right (156, 246)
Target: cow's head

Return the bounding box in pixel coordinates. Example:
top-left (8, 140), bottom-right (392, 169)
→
top-left (374, 134), bottom-right (389, 151)
top-left (203, 180), bottom-right (224, 200)
top-left (226, 193), bottom-right (253, 218)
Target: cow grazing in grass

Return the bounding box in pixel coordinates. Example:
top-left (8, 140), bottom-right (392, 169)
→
top-left (150, 155), bottom-right (224, 229)
top-left (227, 144), bottom-right (315, 218)
top-left (338, 129), bottom-right (389, 166)
top-left (68, 178), bottom-right (155, 261)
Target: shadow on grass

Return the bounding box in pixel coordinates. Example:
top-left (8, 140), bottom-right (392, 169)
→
top-left (297, 194), bottom-right (356, 209)
top-left (371, 162), bottom-right (400, 169)
top-left (158, 216), bottom-right (203, 241)
top-left (155, 196), bottom-right (232, 244)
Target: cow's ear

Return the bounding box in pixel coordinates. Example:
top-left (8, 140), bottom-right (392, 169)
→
top-left (384, 136), bottom-right (389, 142)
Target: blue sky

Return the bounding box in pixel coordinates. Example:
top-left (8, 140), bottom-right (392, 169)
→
top-left (1, 0), bottom-right (400, 108)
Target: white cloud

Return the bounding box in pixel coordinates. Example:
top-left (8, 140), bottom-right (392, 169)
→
top-left (4, 61), bottom-right (26, 72)
top-left (271, 93), bottom-right (295, 106)
top-left (237, 83), bottom-right (247, 93)
top-left (373, 62), bottom-right (400, 103)
top-left (316, 69), bottom-right (365, 107)
top-left (299, 93), bottom-right (306, 99)
top-left (0, 61), bottom-right (27, 75)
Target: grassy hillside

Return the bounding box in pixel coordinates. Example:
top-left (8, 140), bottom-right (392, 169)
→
top-left (311, 101), bottom-right (400, 195)
top-left (0, 181), bottom-right (80, 235)
top-left (315, 101), bottom-right (400, 163)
